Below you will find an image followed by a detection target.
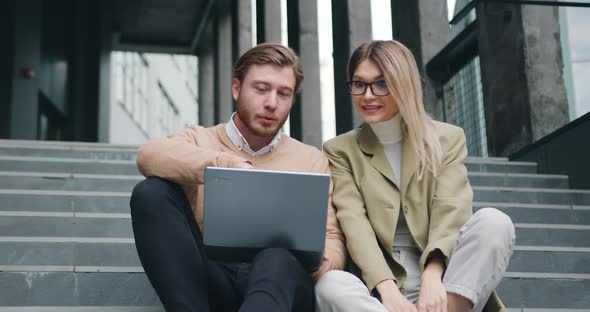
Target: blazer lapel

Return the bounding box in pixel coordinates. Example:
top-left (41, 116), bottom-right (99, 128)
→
top-left (359, 125), bottom-right (398, 188)
top-left (400, 137), bottom-right (418, 199)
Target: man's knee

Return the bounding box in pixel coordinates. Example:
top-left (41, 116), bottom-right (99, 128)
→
top-left (253, 248), bottom-right (303, 278)
top-left (130, 177), bottom-right (179, 216)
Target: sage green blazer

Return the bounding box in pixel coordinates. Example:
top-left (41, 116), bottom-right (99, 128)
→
top-left (323, 121), bottom-right (505, 312)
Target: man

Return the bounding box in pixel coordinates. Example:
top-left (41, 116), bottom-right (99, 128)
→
top-left (130, 43), bottom-right (346, 312)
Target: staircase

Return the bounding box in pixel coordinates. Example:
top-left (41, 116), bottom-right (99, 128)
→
top-left (0, 140), bottom-right (588, 311)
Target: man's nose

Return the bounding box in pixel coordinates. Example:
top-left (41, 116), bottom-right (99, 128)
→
top-left (265, 91), bottom-right (279, 109)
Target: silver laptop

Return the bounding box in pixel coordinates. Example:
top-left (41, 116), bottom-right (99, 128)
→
top-left (203, 167), bottom-right (330, 269)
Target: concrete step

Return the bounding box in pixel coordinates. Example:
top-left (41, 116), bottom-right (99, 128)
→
top-left (1, 212), bottom-right (588, 249)
top-left (465, 161), bottom-right (537, 174)
top-left (508, 246), bottom-right (590, 274)
top-left (0, 271), bottom-right (160, 306)
top-left (507, 309), bottom-right (590, 312)
top-left (498, 275), bottom-right (590, 309)
top-left (0, 307), bottom-right (164, 312)
top-left (468, 172), bottom-right (569, 189)
top-left (0, 155), bottom-right (536, 175)
top-left (3, 240), bottom-right (588, 276)
top-left (0, 241), bottom-right (141, 268)
top-left (0, 190), bottom-right (130, 214)
top-left (474, 186), bottom-right (590, 205)
top-left (474, 203), bottom-right (590, 225)
top-left (0, 140), bottom-right (138, 161)
top-left (514, 224), bottom-right (590, 247)
top-left (0, 171), bottom-right (568, 193)
top-left (0, 156), bottom-right (139, 175)
top-left (0, 172), bottom-right (141, 192)
top-left (0, 216), bottom-right (133, 238)
top-left (0, 146), bottom-right (138, 162)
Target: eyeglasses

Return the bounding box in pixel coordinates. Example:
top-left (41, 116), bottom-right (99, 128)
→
top-left (346, 80), bottom-right (390, 96)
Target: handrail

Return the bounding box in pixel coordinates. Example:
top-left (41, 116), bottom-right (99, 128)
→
top-left (450, 0), bottom-right (590, 25)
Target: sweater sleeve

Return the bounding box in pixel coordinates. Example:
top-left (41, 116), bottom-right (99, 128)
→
top-left (136, 125), bottom-right (249, 185)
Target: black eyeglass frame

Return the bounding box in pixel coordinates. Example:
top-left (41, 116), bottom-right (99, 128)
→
top-left (345, 80), bottom-right (390, 96)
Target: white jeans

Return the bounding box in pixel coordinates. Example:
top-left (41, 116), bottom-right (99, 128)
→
top-left (315, 208), bottom-right (515, 312)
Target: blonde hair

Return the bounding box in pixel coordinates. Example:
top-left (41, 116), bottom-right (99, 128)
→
top-left (233, 42), bottom-right (304, 93)
top-left (348, 40), bottom-right (443, 179)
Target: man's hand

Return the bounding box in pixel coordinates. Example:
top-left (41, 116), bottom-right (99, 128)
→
top-left (216, 152), bottom-right (253, 169)
top-left (417, 257), bottom-right (447, 312)
top-left (376, 279), bottom-right (417, 312)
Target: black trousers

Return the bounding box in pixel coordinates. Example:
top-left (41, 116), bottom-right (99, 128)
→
top-left (130, 177), bottom-right (315, 312)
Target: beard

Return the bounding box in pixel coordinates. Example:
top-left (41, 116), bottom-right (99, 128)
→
top-left (235, 97), bottom-right (289, 138)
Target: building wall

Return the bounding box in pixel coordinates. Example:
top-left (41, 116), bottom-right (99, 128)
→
top-left (561, 6), bottom-right (590, 119)
top-left (109, 52), bottom-right (199, 145)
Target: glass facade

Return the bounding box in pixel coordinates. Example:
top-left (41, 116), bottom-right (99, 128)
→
top-left (561, 6), bottom-right (590, 119)
top-left (111, 51), bottom-right (198, 142)
top-left (443, 56), bottom-right (488, 157)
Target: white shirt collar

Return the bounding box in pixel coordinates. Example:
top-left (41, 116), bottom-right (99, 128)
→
top-left (370, 113), bottom-right (403, 144)
top-left (226, 112), bottom-right (281, 156)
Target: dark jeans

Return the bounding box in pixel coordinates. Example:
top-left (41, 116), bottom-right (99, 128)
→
top-left (130, 176), bottom-right (315, 312)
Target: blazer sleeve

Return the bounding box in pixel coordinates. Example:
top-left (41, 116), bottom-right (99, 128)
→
top-left (323, 142), bottom-right (395, 291)
top-left (313, 154), bottom-right (347, 278)
top-left (136, 125), bottom-right (247, 186)
top-left (418, 128), bottom-right (473, 270)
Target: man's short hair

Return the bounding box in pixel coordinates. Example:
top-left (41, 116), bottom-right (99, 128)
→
top-left (233, 43), bottom-right (304, 93)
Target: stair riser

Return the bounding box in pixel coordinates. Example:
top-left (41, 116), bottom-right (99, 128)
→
top-left (0, 148), bottom-right (137, 161)
top-left (0, 273), bottom-right (587, 308)
top-left (0, 194), bottom-right (130, 214)
top-left (475, 190), bottom-right (590, 205)
top-left (0, 177), bottom-right (140, 192)
top-left (466, 163), bottom-right (537, 174)
top-left (1, 216), bottom-right (588, 247)
top-left (468, 175), bottom-right (568, 188)
top-left (0, 242), bottom-right (141, 267)
top-left (3, 241), bottom-right (588, 276)
top-left (1, 160), bottom-right (535, 175)
top-left (507, 250), bottom-right (590, 274)
top-left (0, 161), bottom-right (139, 175)
top-left (498, 278), bottom-right (590, 309)
top-left (0, 272), bottom-right (159, 306)
top-left (0, 175), bottom-right (567, 191)
top-left (0, 217), bottom-right (133, 238)
top-left (473, 205), bottom-right (590, 225)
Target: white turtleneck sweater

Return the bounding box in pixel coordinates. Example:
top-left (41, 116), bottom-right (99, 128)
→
top-left (369, 113), bottom-right (403, 185)
top-left (370, 113), bottom-right (422, 293)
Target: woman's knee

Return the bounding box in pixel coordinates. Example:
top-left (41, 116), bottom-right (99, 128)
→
top-left (315, 270), bottom-right (366, 302)
top-left (470, 208), bottom-right (516, 250)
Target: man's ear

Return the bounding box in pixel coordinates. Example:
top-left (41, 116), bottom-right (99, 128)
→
top-left (232, 78), bottom-right (241, 101)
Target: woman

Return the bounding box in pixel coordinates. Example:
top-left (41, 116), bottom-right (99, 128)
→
top-left (316, 40), bottom-right (515, 312)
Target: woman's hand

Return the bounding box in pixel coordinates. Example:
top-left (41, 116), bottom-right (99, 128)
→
top-left (417, 257), bottom-right (447, 312)
top-left (377, 280), bottom-right (418, 312)
top-left (311, 254), bottom-right (331, 281)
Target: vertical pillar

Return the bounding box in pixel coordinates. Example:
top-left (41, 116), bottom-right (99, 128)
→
top-left (236, 0), bottom-right (253, 55)
top-left (198, 47), bottom-right (215, 127)
top-left (297, 0), bottom-right (322, 148)
top-left (521, 5), bottom-right (569, 141)
top-left (10, 0), bottom-right (42, 139)
top-left (264, 0), bottom-right (283, 43)
top-left (216, 12), bottom-right (234, 123)
top-left (477, 2), bottom-right (568, 156)
top-left (97, 0), bottom-right (112, 142)
top-left (332, 1), bottom-right (372, 134)
top-left (391, 0), bottom-right (449, 119)
top-left (0, 1), bottom-right (15, 138)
